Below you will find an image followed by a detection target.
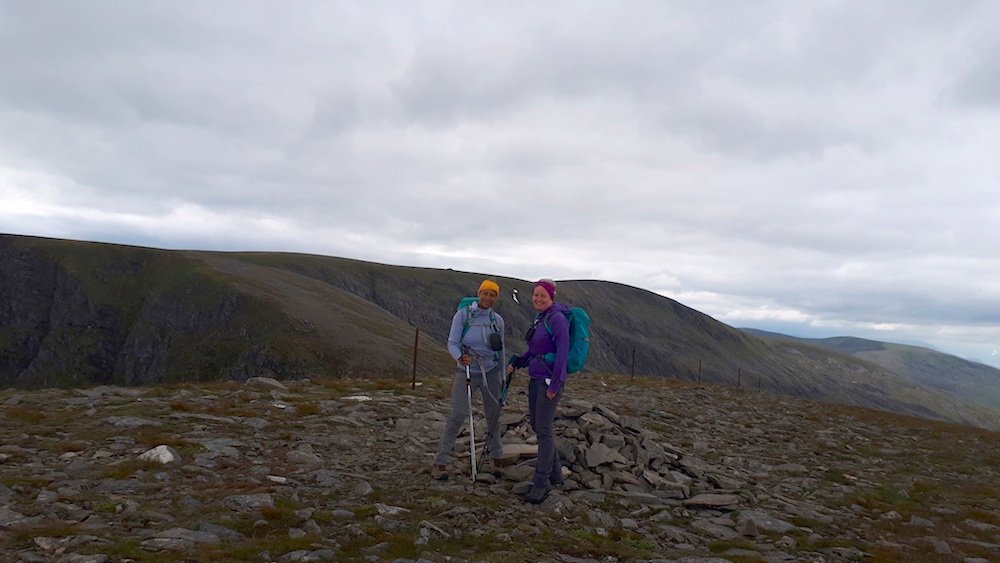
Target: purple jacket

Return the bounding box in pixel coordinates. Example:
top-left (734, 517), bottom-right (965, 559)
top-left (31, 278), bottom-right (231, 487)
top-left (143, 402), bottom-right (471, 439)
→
top-left (514, 302), bottom-right (570, 395)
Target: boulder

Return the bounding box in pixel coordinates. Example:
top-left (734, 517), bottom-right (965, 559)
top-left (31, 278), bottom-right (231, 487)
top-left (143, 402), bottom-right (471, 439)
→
top-left (138, 445), bottom-right (181, 465)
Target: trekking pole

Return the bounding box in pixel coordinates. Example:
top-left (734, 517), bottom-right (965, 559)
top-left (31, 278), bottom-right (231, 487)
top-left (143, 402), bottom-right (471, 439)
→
top-left (465, 362), bottom-right (477, 482)
top-left (478, 364), bottom-right (514, 470)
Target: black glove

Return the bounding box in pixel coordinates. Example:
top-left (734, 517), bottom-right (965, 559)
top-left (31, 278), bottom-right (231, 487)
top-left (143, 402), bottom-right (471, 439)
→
top-left (509, 354), bottom-right (526, 369)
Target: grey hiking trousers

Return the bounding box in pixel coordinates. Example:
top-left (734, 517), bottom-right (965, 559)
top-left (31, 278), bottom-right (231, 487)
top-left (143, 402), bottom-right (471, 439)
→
top-left (528, 376), bottom-right (562, 488)
top-left (434, 364), bottom-right (504, 465)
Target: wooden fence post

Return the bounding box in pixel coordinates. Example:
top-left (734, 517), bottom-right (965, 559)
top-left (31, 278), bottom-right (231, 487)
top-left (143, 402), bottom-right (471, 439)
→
top-left (630, 346), bottom-right (636, 381)
top-left (411, 328), bottom-right (419, 390)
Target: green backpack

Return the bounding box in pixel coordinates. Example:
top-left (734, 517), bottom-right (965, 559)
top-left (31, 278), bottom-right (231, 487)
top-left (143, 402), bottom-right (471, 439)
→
top-left (542, 306), bottom-right (591, 374)
top-left (457, 296), bottom-right (499, 337)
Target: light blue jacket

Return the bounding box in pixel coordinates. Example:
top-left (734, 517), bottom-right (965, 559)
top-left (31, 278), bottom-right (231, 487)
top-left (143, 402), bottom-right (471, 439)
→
top-left (447, 301), bottom-right (506, 373)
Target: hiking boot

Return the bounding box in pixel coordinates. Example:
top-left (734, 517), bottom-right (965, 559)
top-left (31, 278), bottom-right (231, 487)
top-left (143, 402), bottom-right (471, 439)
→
top-left (550, 466), bottom-right (569, 488)
top-left (431, 465), bottom-right (449, 481)
top-left (523, 485), bottom-right (550, 504)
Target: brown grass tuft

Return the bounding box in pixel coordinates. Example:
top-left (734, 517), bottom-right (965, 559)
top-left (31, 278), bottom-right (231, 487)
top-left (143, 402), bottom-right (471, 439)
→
top-left (3, 406), bottom-right (46, 423)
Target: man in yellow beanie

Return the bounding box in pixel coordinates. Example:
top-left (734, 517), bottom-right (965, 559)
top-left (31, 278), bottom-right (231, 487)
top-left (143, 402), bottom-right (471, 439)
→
top-left (478, 279), bottom-right (500, 295)
top-left (432, 279), bottom-right (507, 480)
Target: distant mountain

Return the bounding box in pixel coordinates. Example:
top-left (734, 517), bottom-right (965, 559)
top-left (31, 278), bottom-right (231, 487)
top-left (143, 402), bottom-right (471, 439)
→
top-left (3, 234), bottom-right (1000, 431)
top-left (742, 329), bottom-right (1000, 411)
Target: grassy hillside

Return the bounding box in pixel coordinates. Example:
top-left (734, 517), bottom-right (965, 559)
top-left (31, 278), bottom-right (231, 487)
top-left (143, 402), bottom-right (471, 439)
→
top-left (745, 330), bottom-right (1000, 412)
top-left (216, 252), bottom-right (1000, 429)
top-left (3, 234), bottom-right (1000, 430)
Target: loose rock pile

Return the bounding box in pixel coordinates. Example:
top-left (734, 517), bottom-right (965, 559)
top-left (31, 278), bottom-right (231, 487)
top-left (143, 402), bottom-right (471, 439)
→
top-left (0, 375), bottom-right (998, 562)
top-left (498, 399), bottom-right (698, 500)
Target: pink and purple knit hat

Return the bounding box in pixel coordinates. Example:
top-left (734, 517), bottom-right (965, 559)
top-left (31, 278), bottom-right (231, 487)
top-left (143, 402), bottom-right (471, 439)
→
top-left (534, 278), bottom-right (556, 299)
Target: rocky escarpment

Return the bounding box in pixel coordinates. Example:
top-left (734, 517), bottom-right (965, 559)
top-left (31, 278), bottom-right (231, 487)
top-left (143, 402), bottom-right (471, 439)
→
top-left (0, 238), bottom-right (277, 387)
top-left (0, 236), bottom-right (450, 388)
top-left (0, 373), bottom-right (997, 562)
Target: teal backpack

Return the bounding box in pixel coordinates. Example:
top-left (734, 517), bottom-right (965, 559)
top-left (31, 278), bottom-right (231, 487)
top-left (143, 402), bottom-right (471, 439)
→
top-left (457, 296), bottom-right (499, 337)
top-left (542, 306), bottom-right (591, 374)
top-left (457, 297), bottom-right (502, 362)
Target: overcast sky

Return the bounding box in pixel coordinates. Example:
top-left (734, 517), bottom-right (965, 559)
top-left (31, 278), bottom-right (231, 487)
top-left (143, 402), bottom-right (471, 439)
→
top-left (3, 1), bottom-right (999, 368)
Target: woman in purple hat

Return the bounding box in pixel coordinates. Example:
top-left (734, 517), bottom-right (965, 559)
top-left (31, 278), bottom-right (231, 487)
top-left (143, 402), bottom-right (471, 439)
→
top-left (508, 278), bottom-right (569, 504)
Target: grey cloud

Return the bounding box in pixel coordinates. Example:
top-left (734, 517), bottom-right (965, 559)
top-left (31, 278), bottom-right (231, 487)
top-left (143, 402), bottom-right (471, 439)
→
top-left (2, 1), bottom-right (1000, 368)
top-left (949, 42), bottom-right (1000, 108)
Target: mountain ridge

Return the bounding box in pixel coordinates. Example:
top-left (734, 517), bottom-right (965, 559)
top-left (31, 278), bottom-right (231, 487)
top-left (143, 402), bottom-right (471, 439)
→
top-left (3, 233), bottom-right (1000, 431)
top-left (742, 329), bottom-right (1000, 412)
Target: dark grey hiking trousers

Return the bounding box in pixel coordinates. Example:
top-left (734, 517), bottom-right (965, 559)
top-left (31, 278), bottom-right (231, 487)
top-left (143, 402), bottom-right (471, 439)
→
top-left (528, 376), bottom-right (562, 488)
top-left (434, 364), bottom-right (503, 465)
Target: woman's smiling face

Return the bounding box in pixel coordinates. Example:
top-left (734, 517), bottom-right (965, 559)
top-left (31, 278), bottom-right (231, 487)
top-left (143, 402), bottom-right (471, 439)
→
top-left (532, 285), bottom-right (552, 311)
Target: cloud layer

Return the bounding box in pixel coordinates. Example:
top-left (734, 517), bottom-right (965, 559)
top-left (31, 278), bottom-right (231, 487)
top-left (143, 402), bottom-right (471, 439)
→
top-left (2, 1), bottom-right (999, 366)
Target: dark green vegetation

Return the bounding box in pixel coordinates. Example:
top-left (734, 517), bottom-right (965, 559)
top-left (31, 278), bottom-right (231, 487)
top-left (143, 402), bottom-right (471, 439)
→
top-left (745, 330), bottom-right (1000, 412)
top-left (3, 234), bottom-right (1000, 430)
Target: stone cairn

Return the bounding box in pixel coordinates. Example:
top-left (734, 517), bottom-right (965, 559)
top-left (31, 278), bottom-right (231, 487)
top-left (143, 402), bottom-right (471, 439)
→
top-left (491, 397), bottom-right (736, 510)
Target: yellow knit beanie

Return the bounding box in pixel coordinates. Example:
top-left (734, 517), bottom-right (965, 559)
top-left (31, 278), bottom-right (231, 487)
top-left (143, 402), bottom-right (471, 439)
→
top-left (478, 279), bottom-right (500, 295)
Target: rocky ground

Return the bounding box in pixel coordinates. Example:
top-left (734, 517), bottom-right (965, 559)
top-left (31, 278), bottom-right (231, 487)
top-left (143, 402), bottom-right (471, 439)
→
top-left (1, 372), bottom-right (998, 562)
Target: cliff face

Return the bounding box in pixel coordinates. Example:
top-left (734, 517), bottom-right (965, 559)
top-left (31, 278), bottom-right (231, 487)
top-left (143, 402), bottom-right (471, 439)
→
top-left (1, 238), bottom-right (259, 386)
top-left (0, 236), bottom-right (449, 388)
top-left (1, 239), bottom-right (60, 383)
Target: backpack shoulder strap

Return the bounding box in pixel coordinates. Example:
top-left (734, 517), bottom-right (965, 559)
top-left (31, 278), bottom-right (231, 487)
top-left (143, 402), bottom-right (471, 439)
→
top-left (461, 301), bottom-right (475, 338)
top-left (542, 309), bottom-right (567, 339)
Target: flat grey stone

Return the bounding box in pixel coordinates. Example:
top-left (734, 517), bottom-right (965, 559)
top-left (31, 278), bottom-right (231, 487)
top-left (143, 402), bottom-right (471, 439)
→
top-left (0, 482), bottom-right (15, 502)
top-left (198, 438), bottom-right (243, 456)
top-left (153, 527), bottom-right (221, 545)
top-left (55, 554), bottom-right (109, 563)
top-left (198, 522), bottom-right (244, 541)
top-left (246, 376), bottom-right (288, 390)
top-left (223, 493), bottom-right (275, 512)
top-left (682, 493), bottom-right (740, 509)
top-left (0, 506), bottom-right (39, 528)
top-left (594, 405), bottom-right (622, 424)
top-left (774, 463), bottom-right (808, 474)
top-left (908, 516), bottom-right (935, 528)
top-left (691, 518), bottom-right (739, 540)
top-left (104, 416), bottom-right (162, 428)
top-left (94, 480), bottom-right (140, 494)
top-left (963, 519), bottom-right (1000, 532)
top-left (140, 537), bottom-right (194, 552)
top-left (578, 411), bottom-right (612, 430)
top-left (819, 546), bottom-right (866, 560)
top-left (286, 450), bottom-right (323, 466)
top-left (585, 443), bottom-right (627, 468)
top-left (620, 415), bottom-right (643, 432)
top-left (737, 510), bottom-right (797, 534)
